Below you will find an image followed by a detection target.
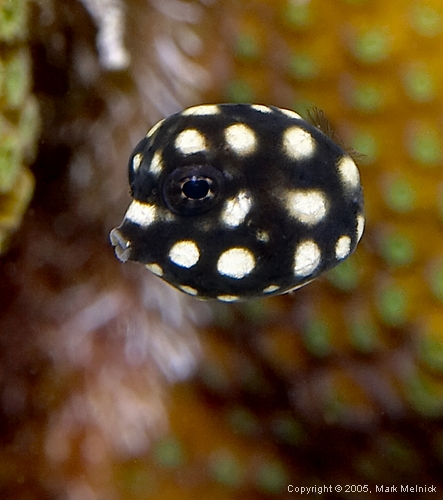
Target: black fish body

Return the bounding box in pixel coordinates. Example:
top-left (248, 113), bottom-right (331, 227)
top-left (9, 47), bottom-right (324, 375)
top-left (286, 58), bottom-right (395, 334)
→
top-left (110, 104), bottom-right (364, 301)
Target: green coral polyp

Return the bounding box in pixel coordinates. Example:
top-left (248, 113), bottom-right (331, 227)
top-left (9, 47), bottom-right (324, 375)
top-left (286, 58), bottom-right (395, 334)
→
top-left (4, 49), bottom-right (31, 109)
top-left (352, 29), bottom-right (391, 64)
top-left (380, 232), bottom-right (415, 268)
top-left (270, 415), bottom-right (304, 446)
top-left (348, 319), bottom-right (379, 353)
top-left (225, 79), bottom-right (254, 103)
top-left (227, 407), bottom-right (259, 436)
top-left (0, 168), bottom-right (34, 253)
top-left (327, 258), bottom-right (360, 291)
top-left (410, 4), bottom-right (443, 37)
top-left (0, 132), bottom-right (21, 193)
top-left (417, 333), bottom-right (443, 373)
top-left (282, 1), bottom-right (313, 29)
top-left (0, 0), bottom-right (39, 254)
top-left (0, 0), bottom-right (27, 42)
top-left (210, 451), bottom-right (243, 487)
top-left (234, 32), bottom-right (261, 60)
top-left (352, 83), bottom-right (384, 112)
top-left (303, 318), bottom-right (332, 357)
top-left (377, 285), bottom-right (408, 327)
top-left (428, 262), bottom-right (443, 302)
top-left (288, 53), bottom-right (319, 80)
top-left (405, 372), bottom-right (443, 417)
top-left (18, 97), bottom-right (40, 159)
top-left (408, 126), bottom-right (443, 167)
top-left (254, 460), bottom-right (288, 495)
top-left (384, 177), bottom-right (417, 213)
top-left (403, 67), bottom-right (436, 102)
top-left (152, 436), bottom-right (186, 468)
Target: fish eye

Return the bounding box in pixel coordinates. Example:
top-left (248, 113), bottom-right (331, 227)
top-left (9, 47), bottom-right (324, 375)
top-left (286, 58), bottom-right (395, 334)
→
top-left (181, 176), bottom-right (211, 200)
top-left (163, 165), bottom-right (225, 215)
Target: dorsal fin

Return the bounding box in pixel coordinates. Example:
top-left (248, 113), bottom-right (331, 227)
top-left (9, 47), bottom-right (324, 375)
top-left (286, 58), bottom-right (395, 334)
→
top-left (307, 107), bottom-right (365, 163)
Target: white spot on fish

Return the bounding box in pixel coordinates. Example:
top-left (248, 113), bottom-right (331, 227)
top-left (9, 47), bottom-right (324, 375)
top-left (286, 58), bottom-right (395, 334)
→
top-left (124, 201), bottom-right (157, 227)
top-left (224, 123), bottom-right (257, 156)
top-left (179, 285), bottom-right (198, 295)
top-left (182, 104), bottom-right (220, 115)
top-left (335, 235), bottom-right (351, 260)
top-left (285, 189), bottom-right (328, 225)
top-left (337, 155), bottom-right (360, 191)
top-left (217, 247), bottom-right (255, 279)
top-left (147, 119), bottom-right (164, 138)
top-left (146, 263), bottom-right (164, 276)
top-left (175, 129), bottom-right (207, 155)
top-left (132, 153), bottom-right (143, 172)
top-left (217, 294), bottom-right (240, 302)
top-left (221, 191), bottom-right (252, 227)
top-left (149, 151), bottom-right (164, 176)
top-left (280, 108), bottom-right (302, 120)
top-left (356, 213), bottom-right (365, 242)
top-left (169, 240), bottom-right (200, 268)
top-left (283, 126), bottom-right (316, 160)
top-left (251, 104), bottom-right (272, 113)
top-left (294, 240), bottom-right (321, 276)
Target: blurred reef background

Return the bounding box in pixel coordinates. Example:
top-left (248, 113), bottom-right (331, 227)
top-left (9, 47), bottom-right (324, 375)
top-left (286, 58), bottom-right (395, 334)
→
top-left (2, 0), bottom-right (443, 498)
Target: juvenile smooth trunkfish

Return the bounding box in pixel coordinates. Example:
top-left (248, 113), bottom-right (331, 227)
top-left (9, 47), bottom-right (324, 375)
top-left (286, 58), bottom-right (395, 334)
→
top-left (110, 103), bottom-right (364, 302)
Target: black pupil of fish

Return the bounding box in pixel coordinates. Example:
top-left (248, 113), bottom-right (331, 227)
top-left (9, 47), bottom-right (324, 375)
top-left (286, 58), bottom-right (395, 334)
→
top-left (182, 177), bottom-right (211, 199)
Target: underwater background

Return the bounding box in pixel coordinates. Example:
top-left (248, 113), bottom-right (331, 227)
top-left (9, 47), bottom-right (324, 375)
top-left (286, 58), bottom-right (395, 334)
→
top-left (1, 0), bottom-right (443, 498)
